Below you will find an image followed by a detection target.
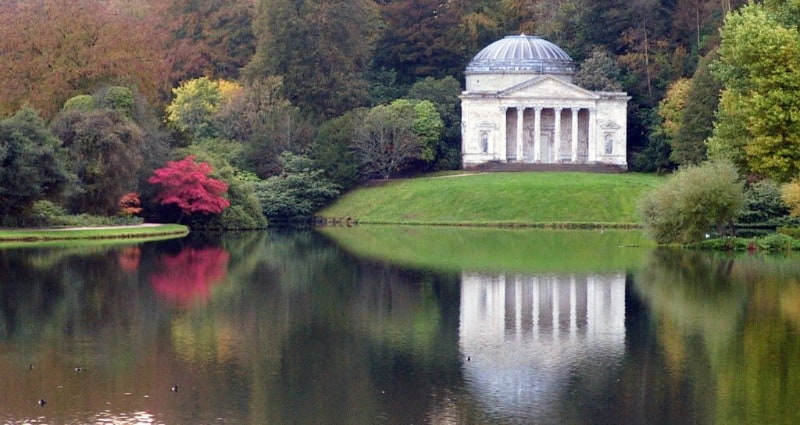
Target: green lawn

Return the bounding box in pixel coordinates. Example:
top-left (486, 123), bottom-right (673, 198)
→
top-left (0, 223), bottom-right (189, 244)
top-left (319, 172), bottom-right (664, 226)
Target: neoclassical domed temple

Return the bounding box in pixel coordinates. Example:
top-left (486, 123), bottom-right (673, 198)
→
top-left (460, 35), bottom-right (629, 169)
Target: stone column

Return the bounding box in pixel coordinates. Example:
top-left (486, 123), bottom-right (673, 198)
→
top-left (588, 108), bottom-right (597, 162)
top-left (533, 107), bottom-right (542, 162)
top-left (569, 276), bottom-right (577, 334)
top-left (571, 108), bottom-right (580, 163)
top-left (516, 107), bottom-right (525, 162)
top-left (499, 107), bottom-right (508, 161)
top-left (553, 108), bottom-right (562, 163)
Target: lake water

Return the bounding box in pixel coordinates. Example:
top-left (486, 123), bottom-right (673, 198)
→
top-left (1, 228), bottom-right (799, 424)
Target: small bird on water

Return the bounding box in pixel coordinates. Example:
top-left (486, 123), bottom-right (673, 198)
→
top-left (171, 385), bottom-right (178, 392)
top-left (38, 399), bottom-right (46, 406)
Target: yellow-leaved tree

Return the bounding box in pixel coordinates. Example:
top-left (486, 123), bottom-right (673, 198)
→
top-left (708, 3), bottom-right (800, 182)
top-left (165, 77), bottom-right (243, 141)
top-left (782, 178), bottom-right (800, 216)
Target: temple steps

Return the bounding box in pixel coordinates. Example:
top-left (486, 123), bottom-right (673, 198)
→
top-left (464, 162), bottom-right (627, 173)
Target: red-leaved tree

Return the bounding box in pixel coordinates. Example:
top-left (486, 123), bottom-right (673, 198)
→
top-left (148, 155), bottom-right (230, 217)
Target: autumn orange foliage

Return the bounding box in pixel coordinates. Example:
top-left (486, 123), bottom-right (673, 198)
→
top-left (0, 0), bottom-right (169, 118)
top-left (119, 192), bottom-right (143, 216)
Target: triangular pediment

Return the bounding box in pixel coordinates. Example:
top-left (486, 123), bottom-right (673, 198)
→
top-left (499, 76), bottom-right (600, 100)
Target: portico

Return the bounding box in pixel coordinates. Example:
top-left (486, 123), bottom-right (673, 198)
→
top-left (500, 105), bottom-right (593, 163)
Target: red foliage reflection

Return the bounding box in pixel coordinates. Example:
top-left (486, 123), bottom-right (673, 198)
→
top-left (118, 246), bottom-right (142, 272)
top-left (150, 247), bottom-right (230, 306)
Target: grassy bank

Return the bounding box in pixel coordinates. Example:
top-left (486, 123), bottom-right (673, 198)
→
top-left (319, 172), bottom-right (663, 226)
top-left (0, 223), bottom-right (189, 243)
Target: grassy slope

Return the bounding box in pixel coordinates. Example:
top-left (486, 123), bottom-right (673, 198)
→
top-left (319, 172), bottom-right (663, 226)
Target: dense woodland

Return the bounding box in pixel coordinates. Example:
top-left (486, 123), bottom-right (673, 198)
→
top-left (4, 0), bottom-right (800, 229)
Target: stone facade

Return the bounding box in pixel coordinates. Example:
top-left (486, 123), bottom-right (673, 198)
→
top-left (461, 36), bottom-right (629, 169)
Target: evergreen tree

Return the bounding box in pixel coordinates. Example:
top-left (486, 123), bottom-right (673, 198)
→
top-left (672, 51), bottom-right (720, 165)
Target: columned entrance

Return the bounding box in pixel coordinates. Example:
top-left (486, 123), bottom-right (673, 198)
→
top-left (504, 106), bottom-right (589, 164)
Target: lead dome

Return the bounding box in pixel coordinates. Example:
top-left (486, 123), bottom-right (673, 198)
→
top-left (466, 34), bottom-right (574, 76)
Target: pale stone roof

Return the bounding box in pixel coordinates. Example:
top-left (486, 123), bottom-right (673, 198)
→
top-left (466, 34), bottom-right (574, 75)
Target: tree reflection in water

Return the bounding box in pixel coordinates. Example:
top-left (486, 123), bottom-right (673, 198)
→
top-left (5, 231), bottom-right (800, 424)
top-left (149, 246), bottom-right (230, 306)
top-left (117, 246), bottom-right (141, 272)
top-left (634, 248), bottom-right (800, 425)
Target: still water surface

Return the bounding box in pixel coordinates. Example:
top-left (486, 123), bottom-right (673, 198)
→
top-left (1, 228), bottom-right (799, 424)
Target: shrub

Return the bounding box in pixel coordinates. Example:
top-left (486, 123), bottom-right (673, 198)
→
top-left (256, 153), bottom-right (340, 224)
top-left (62, 95), bottom-right (95, 112)
top-left (199, 204), bottom-right (267, 230)
top-left (691, 236), bottom-right (752, 251)
top-left (119, 192), bottom-right (143, 216)
top-left (777, 227), bottom-right (800, 239)
top-left (30, 200), bottom-right (142, 227)
top-left (188, 179), bottom-right (267, 231)
top-left (757, 233), bottom-right (800, 251)
top-left (30, 200), bottom-right (70, 226)
top-left (434, 146), bottom-right (462, 171)
top-left (689, 233), bottom-right (800, 251)
top-left (639, 160), bottom-right (745, 244)
top-left (96, 86), bottom-right (134, 117)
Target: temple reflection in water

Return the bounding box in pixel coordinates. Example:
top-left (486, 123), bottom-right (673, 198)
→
top-left (459, 272), bottom-right (626, 420)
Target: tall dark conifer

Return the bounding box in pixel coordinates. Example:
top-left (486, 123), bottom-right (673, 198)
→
top-left (671, 51), bottom-right (720, 165)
